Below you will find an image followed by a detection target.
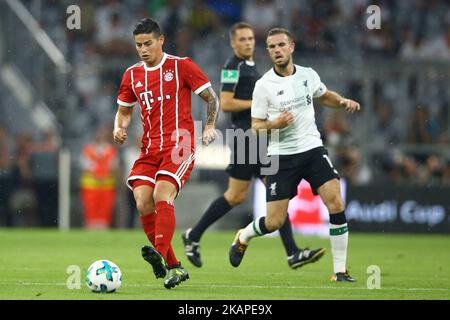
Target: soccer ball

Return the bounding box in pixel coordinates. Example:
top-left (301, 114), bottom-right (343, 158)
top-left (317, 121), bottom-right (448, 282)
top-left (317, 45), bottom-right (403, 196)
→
top-left (85, 260), bottom-right (122, 293)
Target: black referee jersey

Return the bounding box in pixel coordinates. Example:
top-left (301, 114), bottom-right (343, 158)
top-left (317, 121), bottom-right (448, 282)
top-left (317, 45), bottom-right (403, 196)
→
top-left (220, 55), bottom-right (260, 130)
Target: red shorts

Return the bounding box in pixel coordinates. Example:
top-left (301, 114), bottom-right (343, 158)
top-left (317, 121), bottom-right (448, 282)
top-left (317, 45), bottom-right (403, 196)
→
top-left (127, 146), bottom-right (195, 194)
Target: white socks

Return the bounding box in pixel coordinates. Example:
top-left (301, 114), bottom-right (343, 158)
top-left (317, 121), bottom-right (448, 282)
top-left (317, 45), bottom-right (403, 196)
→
top-left (329, 223), bottom-right (348, 274)
top-left (330, 223), bottom-right (348, 273)
top-left (239, 217), bottom-right (265, 243)
top-left (239, 216), bottom-right (349, 274)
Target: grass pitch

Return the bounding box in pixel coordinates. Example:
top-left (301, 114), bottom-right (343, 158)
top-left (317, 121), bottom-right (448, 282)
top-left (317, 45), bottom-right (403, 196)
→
top-left (0, 229), bottom-right (449, 300)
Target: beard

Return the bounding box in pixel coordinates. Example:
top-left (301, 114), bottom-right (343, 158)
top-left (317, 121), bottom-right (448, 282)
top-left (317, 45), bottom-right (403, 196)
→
top-left (275, 56), bottom-right (291, 68)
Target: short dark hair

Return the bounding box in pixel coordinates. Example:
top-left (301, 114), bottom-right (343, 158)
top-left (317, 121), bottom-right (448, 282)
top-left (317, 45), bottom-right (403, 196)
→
top-left (133, 18), bottom-right (161, 36)
top-left (267, 28), bottom-right (294, 42)
top-left (229, 22), bottom-right (253, 39)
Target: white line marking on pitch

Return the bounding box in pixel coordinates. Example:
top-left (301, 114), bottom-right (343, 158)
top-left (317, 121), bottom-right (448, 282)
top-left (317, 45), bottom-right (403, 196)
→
top-left (2, 281), bottom-right (449, 292)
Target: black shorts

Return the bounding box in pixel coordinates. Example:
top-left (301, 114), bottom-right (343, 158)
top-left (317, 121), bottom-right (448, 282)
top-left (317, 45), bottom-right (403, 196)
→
top-left (226, 132), bottom-right (268, 181)
top-left (265, 147), bottom-right (340, 202)
top-left (226, 163), bottom-right (264, 181)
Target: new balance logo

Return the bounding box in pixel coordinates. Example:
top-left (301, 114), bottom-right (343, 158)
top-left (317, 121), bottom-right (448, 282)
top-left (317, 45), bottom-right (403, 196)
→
top-left (136, 81), bottom-right (143, 88)
top-left (277, 90), bottom-right (284, 96)
top-left (270, 182), bottom-right (277, 196)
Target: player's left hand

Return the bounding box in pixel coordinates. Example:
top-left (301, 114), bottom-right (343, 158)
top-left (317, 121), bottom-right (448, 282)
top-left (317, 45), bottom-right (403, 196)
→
top-left (201, 125), bottom-right (219, 146)
top-left (340, 99), bottom-right (361, 114)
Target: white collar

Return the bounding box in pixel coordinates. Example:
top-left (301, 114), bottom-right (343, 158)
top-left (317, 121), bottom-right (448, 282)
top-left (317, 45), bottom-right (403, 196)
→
top-left (144, 53), bottom-right (167, 71)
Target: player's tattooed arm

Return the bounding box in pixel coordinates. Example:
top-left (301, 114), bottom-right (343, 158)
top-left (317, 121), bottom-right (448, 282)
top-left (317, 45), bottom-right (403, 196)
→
top-left (199, 87), bottom-right (219, 126)
top-left (198, 87), bottom-right (220, 145)
top-left (316, 90), bottom-right (361, 114)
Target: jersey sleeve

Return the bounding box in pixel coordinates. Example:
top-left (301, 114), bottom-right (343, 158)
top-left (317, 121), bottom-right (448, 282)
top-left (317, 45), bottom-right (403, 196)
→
top-left (251, 80), bottom-right (269, 120)
top-left (117, 69), bottom-right (137, 107)
top-left (181, 58), bottom-right (211, 95)
top-left (220, 58), bottom-right (239, 93)
top-left (309, 68), bottom-right (327, 98)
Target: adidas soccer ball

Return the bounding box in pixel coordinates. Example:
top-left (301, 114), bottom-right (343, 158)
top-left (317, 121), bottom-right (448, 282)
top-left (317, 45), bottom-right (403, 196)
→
top-left (85, 260), bottom-right (122, 293)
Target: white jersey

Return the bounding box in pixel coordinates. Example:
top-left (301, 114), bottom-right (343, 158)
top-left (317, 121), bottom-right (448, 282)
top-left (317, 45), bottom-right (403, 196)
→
top-left (251, 65), bottom-right (327, 155)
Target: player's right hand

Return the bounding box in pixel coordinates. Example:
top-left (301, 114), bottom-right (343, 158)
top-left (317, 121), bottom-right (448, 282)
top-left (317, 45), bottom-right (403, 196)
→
top-left (201, 125), bottom-right (219, 146)
top-left (276, 111), bottom-right (295, 128)
top-left (113, 128), bottom-right (127, 144)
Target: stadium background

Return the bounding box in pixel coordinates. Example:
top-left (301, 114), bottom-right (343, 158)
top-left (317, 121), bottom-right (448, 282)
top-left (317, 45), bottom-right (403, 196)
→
top-left (0, 0), bottom-right (449, 233)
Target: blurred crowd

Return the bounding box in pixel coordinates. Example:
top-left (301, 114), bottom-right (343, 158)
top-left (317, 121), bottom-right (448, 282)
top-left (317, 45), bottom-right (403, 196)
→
top-left (319, 101), bottom-right (450, 186)
top-left (37, 0), bottom-right (450, 60)
top-left (0, 127), bottom-right (59, 227)
top-left (35, 0), bottom-right (449, 125)
top-left (29, 0), bottom-right (450, 138)
top-left (1, 0), bottom-right (449, 227)
top-left (0, 124), bottom-right (141, 228)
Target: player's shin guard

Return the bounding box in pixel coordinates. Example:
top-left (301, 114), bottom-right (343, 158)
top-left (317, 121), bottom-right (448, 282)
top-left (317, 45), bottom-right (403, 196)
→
top-left (140, 212), bottom-right (179, 268)
top-left (154, 202), bottom-right (177, 263)
top-left (239, 216), bottom-right (270, 243)
top-left (329, 211), bottom-right (348, 274)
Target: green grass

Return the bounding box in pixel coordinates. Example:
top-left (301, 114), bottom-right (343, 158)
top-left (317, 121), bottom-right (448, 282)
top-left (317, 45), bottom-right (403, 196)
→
top-left (0, 229), bottom-right (449, 300)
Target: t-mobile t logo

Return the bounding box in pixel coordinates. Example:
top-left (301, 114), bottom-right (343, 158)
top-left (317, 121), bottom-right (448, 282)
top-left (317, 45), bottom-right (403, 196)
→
top-left (140, 91), bottom-right (171, 111)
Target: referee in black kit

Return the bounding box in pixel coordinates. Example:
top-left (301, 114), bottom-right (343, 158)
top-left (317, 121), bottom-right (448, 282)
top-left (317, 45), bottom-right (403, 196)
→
top-left (182, 22), bottom-right (324, 269)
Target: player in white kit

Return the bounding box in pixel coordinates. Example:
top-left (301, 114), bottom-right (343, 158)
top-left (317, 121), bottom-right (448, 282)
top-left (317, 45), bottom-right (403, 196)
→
top-left (229, 28), bottom-right (361, 282)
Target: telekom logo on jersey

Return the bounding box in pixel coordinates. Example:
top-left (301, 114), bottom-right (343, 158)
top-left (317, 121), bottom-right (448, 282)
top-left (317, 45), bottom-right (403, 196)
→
top-left (139, 91), bottom-right (171, 111)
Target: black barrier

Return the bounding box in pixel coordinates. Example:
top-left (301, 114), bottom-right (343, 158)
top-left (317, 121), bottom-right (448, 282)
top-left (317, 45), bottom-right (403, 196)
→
top-left (346, 185), bottom-right (450, 234)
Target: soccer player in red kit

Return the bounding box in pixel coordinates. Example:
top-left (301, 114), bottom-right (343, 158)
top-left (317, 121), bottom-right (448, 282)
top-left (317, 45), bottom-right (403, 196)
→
top-left (113, 18), bottom-right (219, 289)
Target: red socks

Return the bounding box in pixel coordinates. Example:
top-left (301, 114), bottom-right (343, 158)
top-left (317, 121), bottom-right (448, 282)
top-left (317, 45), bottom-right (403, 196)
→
top-left (140, 213), bottom-right (156, 245)
top-left (140, 208), bottom-right (179, 268)
top-left (154, 201), bottom-right (176, 263)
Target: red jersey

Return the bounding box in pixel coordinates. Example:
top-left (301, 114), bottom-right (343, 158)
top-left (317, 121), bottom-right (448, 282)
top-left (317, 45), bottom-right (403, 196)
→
top-left (117, 53), bottom-right (211, 154)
